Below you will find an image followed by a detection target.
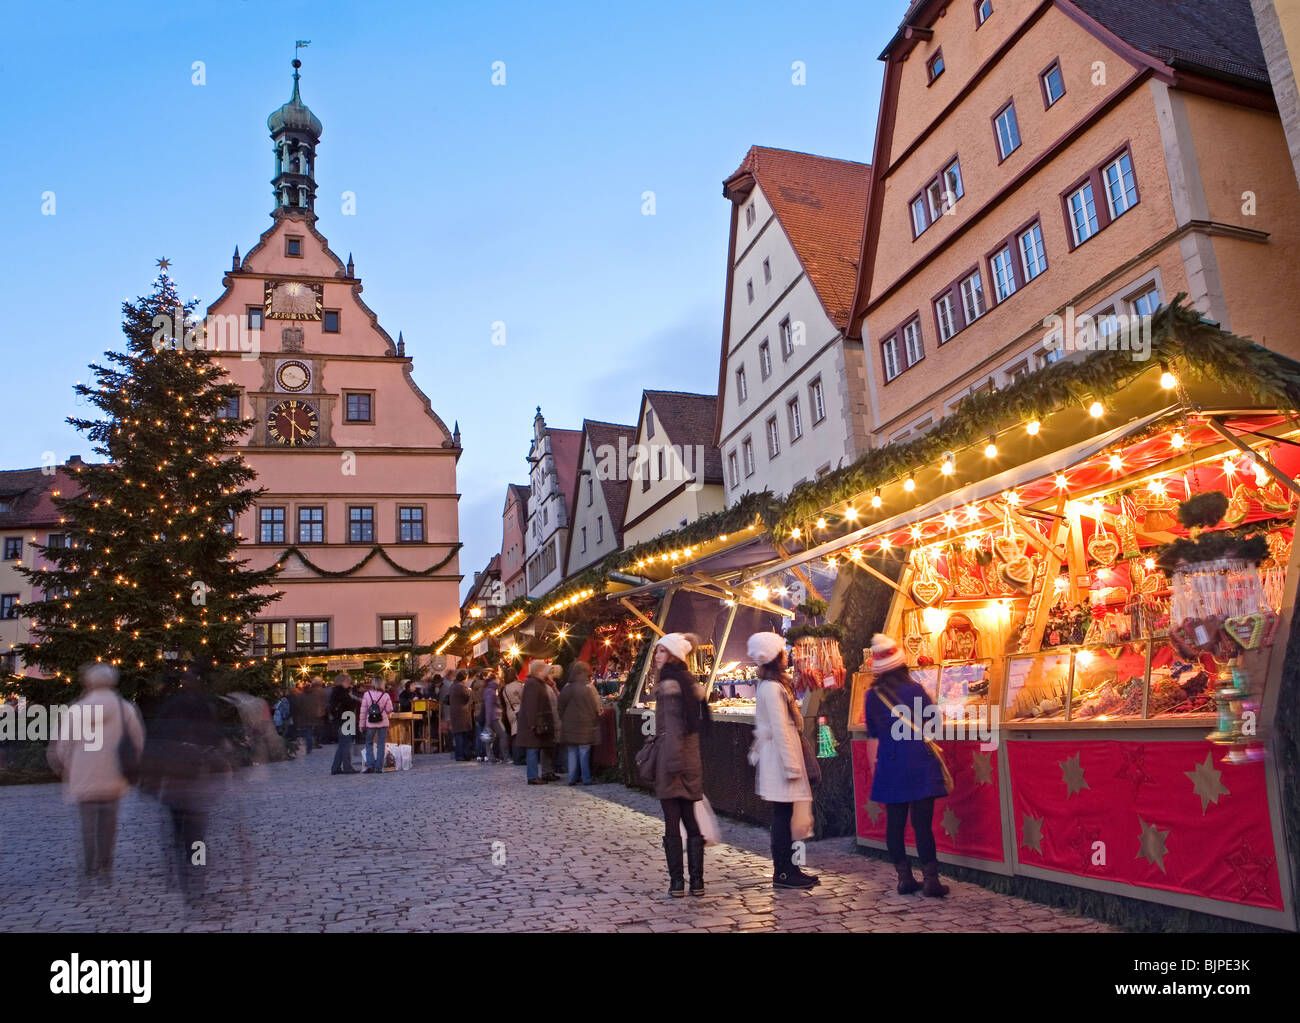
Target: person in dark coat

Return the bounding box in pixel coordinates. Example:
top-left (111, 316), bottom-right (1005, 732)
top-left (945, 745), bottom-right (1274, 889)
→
top-left (328, 674), bottom-right (361, 775)
top-left (448, 672), bottom-right (474, 761)
top-left (482, 670), bottom-right (509, 764)
top-left (515, 660), bottom-right (556, 784)
top-left (557, 660), bottom-right (602, 785)
top-left (864, 633), bottom-right (950, 898)
top-left (650, 633), bottom-right (708, 897)
top-left (398, 680), bottom-right (417, 713)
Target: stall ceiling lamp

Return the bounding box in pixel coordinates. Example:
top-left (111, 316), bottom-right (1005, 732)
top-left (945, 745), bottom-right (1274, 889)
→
top-left (1148, 478), bottom-right (1166, 496)
top-left (903, 475), bottom-right (916, 493)
top-left (984, 437), bottom-right (998, 459)
top-left (943, 512), bottom-right (958, 530)
top-left (752, 585), bottom-right (771, 602)
top-left (1159, 362), bottom-right (1177, 390)
top-left (1054, 472), bottom-right (1069, 489)
top-left (816, 517), bottom-right (828, 530)
top-left (1004, 490), bottom-right (1020, 505)
top-left (844, 506), bottom-right (859, 522)
top-left (1108, 453), bottom-right (1123, 471)
top-left (1170, 431), bottom-right (1186, 450)
top-left (964, 504), bottom-right (980, 523)
top-left (909, 525), bottom-right (923, 540)
top-left (964, 534), bottom-right (981, 551)
top-left (1027, 419), bottom-right (1041, 436)
top-left (1088, 401), bottom-right (1104, 418)
top-left (871, 489), bottom-right (882, 509)
top-left (940, 453), bottom-right (955, 476)
top-left (879, 536), bottom-right (892, 551)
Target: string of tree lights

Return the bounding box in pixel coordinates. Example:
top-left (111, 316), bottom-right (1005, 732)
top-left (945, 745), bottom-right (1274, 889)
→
top-left (16, 268), bottom-right (282, 701)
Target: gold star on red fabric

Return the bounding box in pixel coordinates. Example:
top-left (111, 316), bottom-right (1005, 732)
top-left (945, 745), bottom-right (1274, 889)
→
top-left (1136, 817), bottom-right (1170, 874)
top-left (971, 750), bottom-right (994, 786)
top-left (1066, 819), bottom-right (1103, 870)
top-left (1021, 814), bottom-right (1044, 854)
top-left (941, 806), bottom-right (961, 839)
top-left (865, 800), bottom-right (883, 825)
top-left (1115, 744), bottom-right (1153, 797)
top-left (1184, 753), bottom-right (1230, 814)
top-left (1060, 751), bottom-right (1089, 796)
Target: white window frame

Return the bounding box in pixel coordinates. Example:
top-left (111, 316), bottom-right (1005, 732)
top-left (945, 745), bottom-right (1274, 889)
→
top-left (1129, 286), bottom-right (1161, 318)
top-left (727, 451), bottom-right (740, 488)
top-left (745, 203), bottom-right (755, 227)
top-left (765, 416), bottom-right (781, 459)
top-left (780, 317), bottom-right (794, 359)
top-left (787, 397), bottom-right (803, 442)
top-left (735, 366), bottom-right (748, 403)
top-left (944, 159), bottom-right (964, 203)
top-left (809, 378), bottom-right (826, 425)
top-left (994, 103), bottom-right (1021, 160)
top-left (759, 340), bottom-right (772, 380)
top-left (977, 0), bottom-right (993, 25)
top-left (762, 258), bottom-right (772, 284)
top-left (902, 319), bottom-right (924, 368)
top-left (882, 336), bottom-right (901, 381)
top-left (991, 246), bottom-right (1017, 301)
top-left (1042, 62), bottom-right (1064, 106)
top-left (1068, 182), bottom-right (1099, 244)
top-left (742, 436), bottom-right (755, 477)
top-left (1019, 223), bottom-right (1047, 280)
top-left (1103, 152), bottom-right (1138, 219)
top-left (910, 196), bottom-right (929, 236)
top-left (746, 279), bottom-right (754, 304)
top-left (960, 272), bottom-right (987, 322)
top-left (935, 293), bottom-right (957, 343)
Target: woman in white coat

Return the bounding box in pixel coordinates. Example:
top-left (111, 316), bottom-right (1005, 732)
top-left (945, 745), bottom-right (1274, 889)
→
top-left (747, 632), bottom-right (819, 889)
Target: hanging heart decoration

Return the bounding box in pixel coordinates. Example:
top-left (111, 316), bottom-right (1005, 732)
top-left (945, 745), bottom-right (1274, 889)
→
top-left (1000, 555), bottom-right (1035, 590)
top-left (992, 536), bottom-right (1022, 564)
top-left (1223, 612), bottom-right (1267, 651)
top-left (904, 633), bottom-right (924, 658)
top-left (910, 551), bottom-right (949, 607)
top-left (1139, 571), bottom-right (1162, 595)
top-left (1087, 517), bottom-right (1120, 567)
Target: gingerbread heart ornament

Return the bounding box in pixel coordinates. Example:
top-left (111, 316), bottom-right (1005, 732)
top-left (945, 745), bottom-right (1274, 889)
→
top-left (992, 536), bottom-right (1022, 564)
top-left (1139, 571), bottom-right (1162, 595)
top-left (1087, 534), bottom-right (1120, 567)
top-left (911, 576), bottom-right (947, 607)
top-left (1223, 613), bottom-right (1267, 651)
top-left (904, 633), bottom-right (924, 658)
top-left (1000, 555), bottom-right (1035, 590)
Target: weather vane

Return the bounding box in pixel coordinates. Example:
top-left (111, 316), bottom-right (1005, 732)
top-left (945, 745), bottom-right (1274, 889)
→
top-left (295, 40), bottom-right (311, 58)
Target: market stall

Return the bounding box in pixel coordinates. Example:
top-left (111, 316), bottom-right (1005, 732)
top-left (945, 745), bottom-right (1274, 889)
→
top-left (745, 313), bottom-right (1300, 928)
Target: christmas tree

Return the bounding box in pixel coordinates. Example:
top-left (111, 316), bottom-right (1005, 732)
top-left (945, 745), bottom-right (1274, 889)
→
top-left (18, 264), bottom-right (281, 701)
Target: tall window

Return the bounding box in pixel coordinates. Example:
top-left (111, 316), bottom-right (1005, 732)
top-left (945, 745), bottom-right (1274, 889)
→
top-left (259, 507), bottom-right (285, 544)
top-left (759, 340), bottom-right (772, 380)
top-left (398, 506), bottom-right (424, 542)
top-left (787, 397), bottom-right (803, 442)
top-left (596, 516), bottom-right (604, 543)
top-left (322, 310), bottom-right (340, 333)
top-left (990, 246), bottom-right (1017, 301)
top-left (295, 620), bottom-right (329, 651)
top-left (902, 319), bottom-right (924, 368)
top-left (1068, 181), bottom-right (1100, 244)
top-left (762, 258), bottom-right (772, 284)
top-left (960, 272), bottom-right (987, 322)
top-left (882, 335), bottom-right (901, 382)
top-left (780, 317), bottom-right (794, 359)
top-left (1042, 61), bottom-right (1065, 106)
top-left (742, 437), bottom-right (756, 477)
top-left (585, 478), bottom-right (593, 507)
top-left (927, 50), bottom-right (945, 83)
top-left (765, 417), bottom-right (780, 459)
top-left (944, 159), bottom-right (964, 204)
top-left (976, 0), bottom-right (993, 25)
top-left (745, 203), bottom-right (756, 228)
top-left (3, 538), bottom-right (22, 560)
top-left (380, 617), bottom-right (414, 647)
top-left (297, 506), bottom-right (324, 544)
top-left (1103, 152), bottom-right (1138, 218)
top-left (218, 393), bottom-right (241, 419)
top-left (252, 621), bottom-right (287, 656)
top-left (910, 196), bottom-right (929, 237)
top-left (935, 293), bottom-right (958, 343)
top-left (1, 594), bottom-right (18, 619)
top-left (348, 506), bottom-right (375, 543)
top-left (736, 366), bottom-right (748, 403)
top-left (646, 410), bottom-right (655, 438)
top-left (728, 451), bottom-right (740, 488)
top-left (580, 526), bottom-right (588, 553)
top-left (809, 378), bottom-right (826, 425)
top-left (247, 306), bottom-right (263, 330)
top-left (746, 279), bottom-right (754, 304)
top-left (994, 102), bottom-right (1021, 160)
top-left (1019, 222), bottom-right (1048, 280)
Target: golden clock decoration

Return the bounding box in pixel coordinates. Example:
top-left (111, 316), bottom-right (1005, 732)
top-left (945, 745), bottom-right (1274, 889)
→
top-left (267, 399), bottom-right (320, 446)
top-left (264, 280), bottom-right (323, 320)
top-left (276, 360), bottom-right (311, 392)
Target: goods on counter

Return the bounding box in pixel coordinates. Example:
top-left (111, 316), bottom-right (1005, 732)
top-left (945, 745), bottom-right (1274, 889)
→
top-left (1072, 672), bottom-right (1144, 719)
top-left (1042, 600), bottom-right (1090, 648)
top-left (1147, 660), bottom-right (1213, 716)
top-left (790, 635), bottom-right (846, 694)
top-left (940, 614), bottom-right (980, 661)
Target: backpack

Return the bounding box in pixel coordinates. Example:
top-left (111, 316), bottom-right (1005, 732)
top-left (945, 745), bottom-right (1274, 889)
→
top-left (366, 692), bottom-right (386, 725)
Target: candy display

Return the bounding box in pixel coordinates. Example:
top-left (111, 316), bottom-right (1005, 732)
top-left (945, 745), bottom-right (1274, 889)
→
top-left (790, 635), bottom-right (846, 694)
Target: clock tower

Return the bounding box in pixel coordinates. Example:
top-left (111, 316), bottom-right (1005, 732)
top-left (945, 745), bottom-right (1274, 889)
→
top-left (203, 58), bottom-right (463, 670)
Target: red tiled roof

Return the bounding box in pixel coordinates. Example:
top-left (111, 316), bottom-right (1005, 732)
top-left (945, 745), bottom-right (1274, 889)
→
top-left (581, 419), bottom-right (637, 545)
top-left (547, 428), bottom-right (584, 521)
top-left (0, 466), bottom-right (81, 529)
top-left (645, 391), bottom-right (723, 484)
top-left (724, 146), bottom-right (871, 329)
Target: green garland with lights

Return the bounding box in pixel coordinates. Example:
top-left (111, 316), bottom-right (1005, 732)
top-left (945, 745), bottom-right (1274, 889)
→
top-left (776, 296), bottom-right (1300, 532)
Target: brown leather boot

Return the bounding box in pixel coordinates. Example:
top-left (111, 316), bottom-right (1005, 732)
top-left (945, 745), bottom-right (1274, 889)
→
top-left (663, 834), bottom-right (685, 897)
top-left (894, 859), bottom-right (920, 894)
top-left (686, 835), bottom-right (705, 896)
top-left (921, 861), bottom-right (949, 898)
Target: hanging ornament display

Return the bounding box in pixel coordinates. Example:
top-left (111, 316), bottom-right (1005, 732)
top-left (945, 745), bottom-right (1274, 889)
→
top-left (994, 505), bottom-right (1035, 591)
top-left (1117, 496), bottom-right (1141, 560)
top-left (910, 549), bottom-right (949, 607)
top-left (1086, 513), bottom-right (1120, 567)
top-left (940, 612), bottom-right (980, 661)
top-left (946, 541), bottom-right (985, 598)
top-left (1133, 488), bottom-right (1180, 532)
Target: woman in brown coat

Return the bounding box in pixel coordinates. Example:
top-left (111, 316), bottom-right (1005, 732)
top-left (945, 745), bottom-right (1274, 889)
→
top-left (448, 672), bottom-right (474, 761)
top-left (515, 660), bottom-right (556, 784)
top-left (558, 661), bottom-right (602, 785)
top-left (650, 633), bottom-right (708, 897)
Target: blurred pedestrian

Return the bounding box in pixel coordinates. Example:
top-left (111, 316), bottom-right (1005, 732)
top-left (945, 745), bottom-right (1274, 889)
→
top-left (558, 660), bottom-right (601, 785)
top-left (470, 671), bottom-right (487, 760)
top-left (748, 632), bottom-right (819, 890)
top-left (865, 633), bottom-right (950, 898)
top-left (481, 670), bottom-right (509, 764)
top-left (359, 676), bottom-right (393, 774)
top-left (447, 671), bottom-right (473, 761)
top-left (502, 668), bottom-right (525, 764)
top-left (46, 663), bottom-right (145, 886)
top-left (516, 659), bottom-right (556, 784)
top-left (650, 634), bottom-right (708, 897)
top-left (398, 679), bottom-right (417, 713)
top-left (329, 673), bottom-right (361, 775)
top-left (541, 665), bottom-right (562, 781)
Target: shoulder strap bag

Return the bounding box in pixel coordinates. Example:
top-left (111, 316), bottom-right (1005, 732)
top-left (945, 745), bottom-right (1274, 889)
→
top-left (874, 689), bottom-right (954, 794)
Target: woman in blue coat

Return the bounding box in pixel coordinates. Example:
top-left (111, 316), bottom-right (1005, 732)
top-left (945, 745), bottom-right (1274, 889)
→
top-left (864, 633), bottom-right (949, 898)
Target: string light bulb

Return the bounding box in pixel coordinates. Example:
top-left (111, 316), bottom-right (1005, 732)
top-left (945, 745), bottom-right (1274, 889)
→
top-left (1026, 419), bottom-right (1041, 436)
top-left (815, 517), bottom-right (827, 530)
top-left (844, 506), bottom-right (858, 522)
top-left (1054, 473), bottom-right (1069, 489)
top-left (903, 475), bottom-right (916, 493)
top-left (871, 489), bottom-right (882, 509)
top-left (1088, 401), bottom-right (1104, 418)
top-left (940, 453), bottom-right (955, 476)
top-left (1159, 362), bottom-right (1177, 390)
top-left (984, 437), bottom-right (998, 459)
top-left (1171, 430), bottom-right (1186, 450)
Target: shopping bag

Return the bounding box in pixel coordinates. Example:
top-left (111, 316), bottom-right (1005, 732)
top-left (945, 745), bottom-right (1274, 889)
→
top-left (688, 795), bottom-right (722, 846)
top-left (792, 799), bottom-right (815, 841)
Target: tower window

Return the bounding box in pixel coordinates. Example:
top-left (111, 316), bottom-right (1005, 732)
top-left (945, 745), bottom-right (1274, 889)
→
top-left (247, 306), bottom-right (263, 330)
top-left (323, 310), bottom-right (340, 333)
top-left (286, 236), bottom-right (303, 257)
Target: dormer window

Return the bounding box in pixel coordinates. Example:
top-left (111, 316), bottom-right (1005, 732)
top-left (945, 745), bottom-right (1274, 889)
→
top-left (286, 236), bottom-right (303, 257)
top-left (745, 203), bottom-right (756, 228)
top-left (927, 50), bottom-right (945, 84)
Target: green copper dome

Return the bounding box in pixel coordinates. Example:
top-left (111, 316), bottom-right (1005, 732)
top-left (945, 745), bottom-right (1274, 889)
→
top-left (267, 60), bottom-right (322, 137)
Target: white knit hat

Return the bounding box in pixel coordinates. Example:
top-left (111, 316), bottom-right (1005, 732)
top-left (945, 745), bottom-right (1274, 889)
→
top-left (81, 663), bottom-right (119, 689)
top-left (747, 631), bottom-right (786, 666)
top-left (656, 633), bottom-right (692, 662)
top-left (870, 633), bottom-right (906, 674)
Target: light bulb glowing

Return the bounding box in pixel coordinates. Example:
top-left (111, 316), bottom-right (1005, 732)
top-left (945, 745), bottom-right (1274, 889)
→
top-left (1005, 490), bottom-right (1020, 506)
top-left (870, 490), bottom-right (882, 509)
top-left (984, 438), bottom-right (998, 459)
top-left (1144, 557), bottom-right (1155, 571)
top-left (943, 513), bottom-right (957, 530)
top-left (910, 525), bottom-right (923, 541)
top-left (844, 506), bottom-right (859, 522)
top-left (815, 517), bottom-right (827, 530)
top-left (879, 537), bottom-right (891, 552)
top-left (1171, 431), bottom-right (1186, 450)
top-left (940, 453), bottom-right (955, 476)
top-left (964, 534), bottom-right (980, 551)
top-left (1027, 419), bottom-right (1041, 436)
top-left (752, 585), bottom-right (771, 602)
top-left (1159, 363), bottom-right (1176, 390)
top-left (903, 476), bottom-right (916, 493)
top-left (1089, 401), bottom-right (1104, 418)
top-left (1055, 473), bottom-right (1069, 489)
top-left (1108, 454), bottom-right (1123, 471)
top-left (791, 527), bottom-right (802, 539)
top-left (1148, 478), bottom-right (1166, 496)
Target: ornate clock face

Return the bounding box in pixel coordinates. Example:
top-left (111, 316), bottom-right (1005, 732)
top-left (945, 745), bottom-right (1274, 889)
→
top-left (265, 280), bottom-right (323, 320)
top-left (276, 360), bottom-right (311, 392)
top-left (267, 399), bottom-right (319, 447)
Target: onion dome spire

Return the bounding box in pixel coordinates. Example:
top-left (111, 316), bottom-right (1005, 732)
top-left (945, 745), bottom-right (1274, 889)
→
top-left (268, 57), bottom-right (322, 215)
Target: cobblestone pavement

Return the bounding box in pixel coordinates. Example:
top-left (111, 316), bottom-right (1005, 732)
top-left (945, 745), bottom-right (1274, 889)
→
top-left (0, 751), bottom-right (1114, 933)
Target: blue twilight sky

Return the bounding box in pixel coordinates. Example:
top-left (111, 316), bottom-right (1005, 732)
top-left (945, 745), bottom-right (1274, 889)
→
top-left (0, 0), bottom-right (893, 597)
